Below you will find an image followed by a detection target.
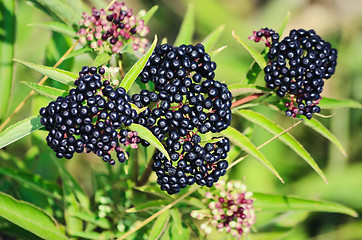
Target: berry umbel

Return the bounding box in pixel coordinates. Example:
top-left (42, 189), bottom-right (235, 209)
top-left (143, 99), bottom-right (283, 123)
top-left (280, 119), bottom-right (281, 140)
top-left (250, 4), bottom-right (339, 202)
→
top-left (77, 1), bottom-right (150, 54)
top-left (191, 180), bottom-right (255, 239)
top-left (251, 28), bottom-right (337, 119)
top-left (39, 66), bottom-right (147, 165)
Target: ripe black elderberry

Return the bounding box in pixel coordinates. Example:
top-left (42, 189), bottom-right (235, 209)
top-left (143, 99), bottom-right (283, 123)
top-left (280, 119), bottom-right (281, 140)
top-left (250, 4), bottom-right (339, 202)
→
top-left (39, 66), bottom-right (147, 164)
top-left (260, 28), bottom-right (337, 119)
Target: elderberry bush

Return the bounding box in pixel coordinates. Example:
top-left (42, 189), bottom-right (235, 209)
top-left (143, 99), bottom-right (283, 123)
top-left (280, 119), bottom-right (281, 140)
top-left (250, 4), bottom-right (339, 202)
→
top-left (39, 66), bottom-right (146, 165)
top-left (252, 28), bottom-right (337, 119)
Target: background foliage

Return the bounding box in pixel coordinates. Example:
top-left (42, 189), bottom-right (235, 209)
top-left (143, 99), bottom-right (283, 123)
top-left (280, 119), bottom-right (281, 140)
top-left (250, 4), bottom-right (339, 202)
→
top-left (0, 0), bottom-right (361, 239)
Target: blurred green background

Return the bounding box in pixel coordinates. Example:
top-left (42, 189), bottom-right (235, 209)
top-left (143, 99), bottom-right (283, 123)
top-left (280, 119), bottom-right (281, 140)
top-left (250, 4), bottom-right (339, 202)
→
top-left (2, 0), bottom-right (362, 239)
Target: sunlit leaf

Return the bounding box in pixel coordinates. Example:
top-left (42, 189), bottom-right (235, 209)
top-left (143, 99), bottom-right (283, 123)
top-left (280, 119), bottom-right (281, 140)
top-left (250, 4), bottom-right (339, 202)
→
top-left (126, 200), bottom-right (168, 213)
top-left (0, 116), bottom-right (43, 150)
top-left (71, 212), bottom-right (111, 229)
top-left (28, 22), bottom-right (76, 37)
top-left (319, 97), bottom-right (362, 109)
top-left (22, 81), bottom-right (66, 100)
top-left (148, 210), bottom-right (171, 240)
top-left (210, 45), bottom-right (227, 58)
top-left (0, 192), bottom-right (68, 240)
top-left (174, 3), bottom-right (194, 46)
top-left (228, 84), bottom-right (268, 96)
top-left (221, 126), bottom-right (284, 182)
top-left (278, 11), bottom-right (291, 36)
top-left (201, 25), bottom-right (225, 51)
top-left (64, 47), bottom-right (92, 60)
top-left (142, 5), bottom-right (159, 24)
top-left (92, 52), bottom-right (111, 67)
top-left (129, 102), bottom-right (147, 114)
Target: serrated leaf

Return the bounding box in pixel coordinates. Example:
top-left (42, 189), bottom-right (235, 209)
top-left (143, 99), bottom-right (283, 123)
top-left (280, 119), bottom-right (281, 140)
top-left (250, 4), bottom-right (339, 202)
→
top-left (236, 109), bottom-right (327, 183)
top-left (65, 47), bottom-right (93, 60)
top-left (0, 192), bottom-right (68, 240)
top-left (148, 210), bottom-right (171, 240)
top-left (14, 59), bottom-right (76, 85)
top-left (126, 200), bottom-right (169, 213)
top-left (303, 117), bottom-right (346, 156)
top-left (92, 52), bottom-right (111, 67)
top-left (0, 116), bottom-right (42, 149)
top-left (22, 81), bottom-right (66, 100)
top-left (128, 123), bottom-right (171, 161)
top-left (71, 212), bottom-right (110, 229)
top-left (278, 11), bottom-right (291, 36)
top-left (174, 3), bottom-right (194, 46)
top-left (253, 192), bottom-right (358, 217)
top-left (229, 84), bottom-right (268, 96)
top-left (0, 168), bottom-right (62, 199)
top-left (142, 5), bottom-right (159, 24)
top-left (28, 22), bottom-right (76, 37)
top-left (319, 97), bottom-right (362, 109)
top-left (210, 45), bottom-right (227, 58)
top-left (221, 126), bottom-right (283, 182)
top-left (0, 0), bottom-right (15, 119)
top-left (120, 35), bottom-right (157, 92)
top-left (31, 0), bottom-right (79, 26)
top-left (129, 102), bottom-right (147, 114)
top-left (232, 30), bottom-right (267, 69)
top-left (201, 25), bottom-right (225, 51)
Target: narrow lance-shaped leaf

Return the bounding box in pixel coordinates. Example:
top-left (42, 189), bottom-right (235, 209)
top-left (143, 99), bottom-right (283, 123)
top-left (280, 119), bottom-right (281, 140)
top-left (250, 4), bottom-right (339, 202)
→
top-left (70, 212), bottom-right (110, 229)
top-left (0, 116), bottom-right (43, 149)
top-left (170, 209), bottom-right (183, 235)
top-left (221, 126), bottom-right (284, 183)
top-left (278, 11), bottom-right (291, 36)
top-left (0, 192), bottom-right (68, 240)
top-left (232, 30), bottom-right (267, 69)
top-left (236, 109), bottom-right (327, 183)
top-left (174, 3), bottom-right (194, 46)
top-left (148, 210), bottom-right (171, 240)
top-left (22, 81), bottom-right (66, 100)
top-left (126, 200), bottom-right (169, 213)
top-left (121, 52), bottom-right (139, 74)
top-left (141, 5), bottom-right (159, 24)
top-left (65, 47), bottom-right (93, 60)
top-left (120, 35), bottom-right (158, 92)
top-left (210, 46), bottom-right (227, 58)
top-left (92, 52), bottom-right (112, 67)
top-left (303, 117), bottom-right (346, 156)
top-left (14, 59), bottom-right (77, 85)
top-left (319, 97), bottom-right (362, 109)
top-left (253, 192), bottom-right (358, 217)
top-left (201, 25), bottom-right (225, 51)
top-left (228, 84), bottom-right (268, 96)
top-left (28, 22), bottom-right (76, 38)
top-left (128, 123), bottom-right (171, 161)
top-left (0, 0), bottom-right (15, 119)
top-left (0, 168), bottom-right (62, 199)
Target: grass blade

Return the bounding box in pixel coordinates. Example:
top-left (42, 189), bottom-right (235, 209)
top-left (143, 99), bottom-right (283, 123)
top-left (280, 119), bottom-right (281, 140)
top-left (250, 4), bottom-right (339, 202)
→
top-left (120, 35), bottom-right (157, 92)
top-left (232, 30), bottom-right (267, 69)
top-left (0, 116), bottom-right (43, 149)
top-left (174, 3), bottom-right (194, 46)
top-left (236, 109), bottom-right (327, 183)
top-left (0, 0), bottom-right (15, 119)
top-left (221, 126), bottom-right (284, 183)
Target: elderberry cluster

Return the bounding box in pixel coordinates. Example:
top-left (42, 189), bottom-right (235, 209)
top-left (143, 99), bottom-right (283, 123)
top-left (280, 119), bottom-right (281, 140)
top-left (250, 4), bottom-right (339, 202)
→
top-left (132, 43), bottom-right (233, 194)
top-left (262, 28), bottom-right (337, 119)
top-left (39, 66), bottom-right (146, 165)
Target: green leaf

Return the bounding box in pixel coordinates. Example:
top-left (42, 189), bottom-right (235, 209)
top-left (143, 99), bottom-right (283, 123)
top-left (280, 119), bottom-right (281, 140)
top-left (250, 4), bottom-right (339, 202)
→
top-left (28, 22), bottom-right (76, 37)
top-left (71, 212), bottom-right (110, 229)
top-left (0, 191), bottom-right (68, 240)
top-left (0, 0), bottom-right (15, 119)
top-left (126, 200), bottom-right (169, 213)
top-left (121, 52), bottom-right (139, 73)
top-left (319, 97), bottom-right (362, 109)
top-left (236, 109), bottom-right (327, 183)
top-left (129, 102), bottom-right (147, 114)
top-left (278, 11), bottom-right (291, 36)
top-left (148, 210), bottom-right (171, 240)
top-left (31, 0), bottom-right (79, 26)
top-left (128, 123), bottom-right (171, 161)
top-left (221, 126), bottom-right (284, 182)
top-left (253, 192), bottom-right (358, 217)
top-left (303, 118), bottom-right (346, 156)
top-left (174, 3), bottom-right (194, 46)
top-left (65, 47), bottom-right (93, 60)
top-left (201, 25), bottom-right (225, 51)
top-left (169, 209), bottom-right (183, 235)
top-left (142, 5), bottom-right (159, 24)
top-left (22, 81), bottom-right (66, 100)
top-left (228, 84), bottom-right (268, 96)
top-left (241, 50), bottom-right (267, 84)
top-left (0, 116), bottom-right (43, 149)
top-left (92, 52), bottom-right (112, 67)
top-left (232, 30), bottom-right (267, 69)
top-left (0, 168), bottom-right (62, 199)
top-left (210, 45), bottom-right (227, 58)
top-left (69, 232), bottom-right (102, 240)
top-left (120, 35), bottom-right (158, 92)
top-left (14, 59), bottom-right (77, 85)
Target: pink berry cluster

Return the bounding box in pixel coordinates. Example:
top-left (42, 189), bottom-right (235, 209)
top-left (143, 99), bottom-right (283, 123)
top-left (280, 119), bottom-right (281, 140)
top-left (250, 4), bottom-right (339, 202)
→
top-left (191, 180), bottom-right (255, 239)
top-left (248, 27), bottom-right (279, 47)
top-left (77, 1), bottom-right (150, 54)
